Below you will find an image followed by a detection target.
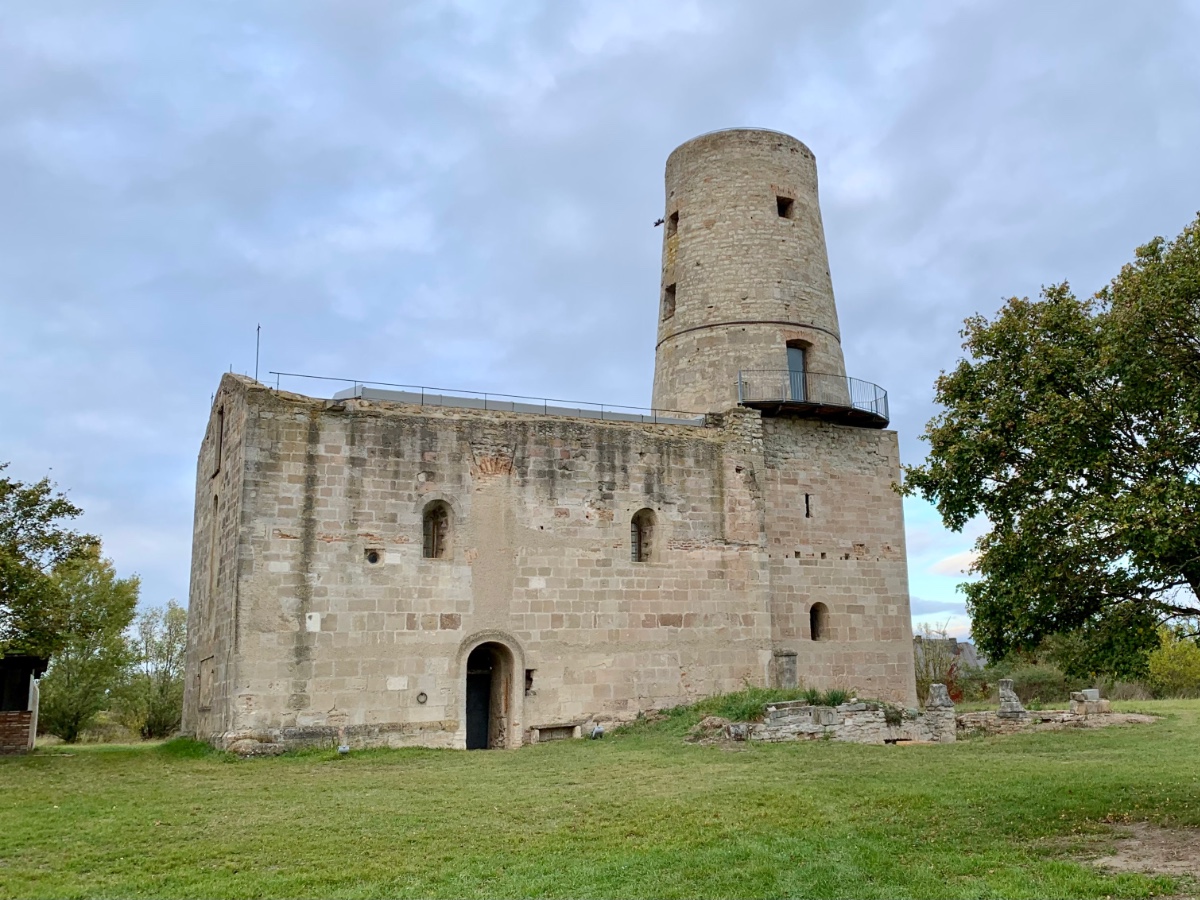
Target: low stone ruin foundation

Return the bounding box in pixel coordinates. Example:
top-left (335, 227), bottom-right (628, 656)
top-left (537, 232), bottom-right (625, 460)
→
top-left (746, 684), bottom-right (957, 745)
top-left (956, 685), bottom-right (1136, 737)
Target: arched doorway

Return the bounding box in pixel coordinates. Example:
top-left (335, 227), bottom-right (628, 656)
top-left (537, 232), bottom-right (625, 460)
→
top-left (465, 642), bottom-right (513, 750)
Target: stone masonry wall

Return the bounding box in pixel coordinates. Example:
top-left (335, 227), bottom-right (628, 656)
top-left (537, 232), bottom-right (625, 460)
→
top-left (761, 418), bottom-right (917, 706)
top-left (181, 379), bottom-right (250, 741)
top-left (750, 698), bottom-right (955, 744)
top-left (202, 375), bottom-right (775, 750)
top-left (653, 129), bottom-right (848, 414)
top-left (184, 373), bottom-right (918, 751)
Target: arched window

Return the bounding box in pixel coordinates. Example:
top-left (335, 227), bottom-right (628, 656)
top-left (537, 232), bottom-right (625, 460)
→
top-left (630, 508), bottom-right (656, 563)
top-left (422, 501), bottom-right (451, 559)
top-left (809, 602), bottom-right (828, 641)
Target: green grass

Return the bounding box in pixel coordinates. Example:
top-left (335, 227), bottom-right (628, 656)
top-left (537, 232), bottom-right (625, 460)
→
top-left (3, 700), bottom-right (1198, 899)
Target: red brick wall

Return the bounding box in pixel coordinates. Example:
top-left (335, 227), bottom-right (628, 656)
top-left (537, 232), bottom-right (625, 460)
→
top-left (0, 711), bottom-right (33, 753)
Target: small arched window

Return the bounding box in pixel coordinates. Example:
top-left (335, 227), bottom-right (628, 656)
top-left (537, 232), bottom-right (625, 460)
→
top-left (630, 508), bottom-right (656, 563)
top-left (810, 602), bottom-right (828, 641)
top-left (422, 501), bottom-right (451, 559)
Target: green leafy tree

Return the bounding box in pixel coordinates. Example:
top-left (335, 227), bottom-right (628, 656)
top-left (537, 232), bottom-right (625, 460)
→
top-left (1, 463), bottom-right (96, 658)
top-left (37, 550), bottom-right (139, 742)
top-left (1146, 625), bottom-right (1200, 697)
top-left (113, 601), bottom-right (187, 739)
top-left (903, 215), bottom-right (1200, 675)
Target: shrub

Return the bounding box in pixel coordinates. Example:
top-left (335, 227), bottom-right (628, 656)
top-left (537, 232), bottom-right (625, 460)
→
top-left (956, 664), bottom-right (991, 702)
top-left (662, 686), bottom-right (814, 731)
top-left (1146, 626), bottom-right (1200, 698)
top-left (37, 552), bottom-right (138, 742)
top-left (913, 623), bottom-right (982, 703)
top-left (798, 687), bottom-right (853, 706)
top-left (989, 661), bottom-right (1075, 704)
top-left (1103, 680), bottom-right (1153, 701)
top-left (112, 601), bottom-right (187, 739)
top-left (76, 713), bottom-right (139, 744)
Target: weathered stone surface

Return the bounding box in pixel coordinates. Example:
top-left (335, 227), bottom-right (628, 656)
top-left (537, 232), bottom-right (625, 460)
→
top-left (226, 738), bottom-right (285, 757)
top-left (1069, 697), bottom-right (1112, 716)
top-left (997, 679), bottom-right (1028, 719)
top-left (653, 129), bottom-right (847, 414)
top-left (926, 683), bottom-right (954, 708)
top-left (750, 699), bottom-right (955, 745)
top-left (958, 707), bottom-right (1145, 736)
top-left (181, 129), bottom-right (919, 753)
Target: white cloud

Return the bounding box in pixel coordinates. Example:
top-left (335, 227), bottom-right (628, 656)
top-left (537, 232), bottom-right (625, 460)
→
top-left (929, 549), bottom-right (980, 576)
top-left (2, 0), bottom-right (1198, 613)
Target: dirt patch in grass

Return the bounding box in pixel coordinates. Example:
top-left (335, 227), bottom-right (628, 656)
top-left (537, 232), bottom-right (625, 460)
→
top-left (1057, 822), bottom-right (1200, 898)
top-left (1093, 823), bottom-right (1200, 878)
top-left (683, 716), bottom-right (746, 749)
top-left (1071, 713), bottom-right (1160, 729)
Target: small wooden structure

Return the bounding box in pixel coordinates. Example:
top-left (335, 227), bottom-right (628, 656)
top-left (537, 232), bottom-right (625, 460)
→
top-left (0, 655), bottom-right (47, 753)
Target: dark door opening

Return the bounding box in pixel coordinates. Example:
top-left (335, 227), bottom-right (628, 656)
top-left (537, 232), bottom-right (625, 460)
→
top-left (465, 642), bottom-right (512, 750)
top-left (466, 648), bottom-right (492, 750)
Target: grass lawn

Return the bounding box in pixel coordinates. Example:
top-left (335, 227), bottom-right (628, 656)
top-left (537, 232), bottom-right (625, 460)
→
top-left (3, 699), bottom-right (1198, 899)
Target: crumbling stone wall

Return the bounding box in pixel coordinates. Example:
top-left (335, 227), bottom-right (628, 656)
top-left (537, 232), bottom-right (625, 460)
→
top-left (749, 695), bottom-right (956, 744)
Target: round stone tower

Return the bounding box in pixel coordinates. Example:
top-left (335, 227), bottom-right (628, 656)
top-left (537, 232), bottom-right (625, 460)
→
top-left (651, 128), bottom-right (849, 415)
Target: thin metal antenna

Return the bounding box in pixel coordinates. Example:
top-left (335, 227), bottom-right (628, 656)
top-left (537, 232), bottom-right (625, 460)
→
top-left (255, 324), bottom-right (261, 382)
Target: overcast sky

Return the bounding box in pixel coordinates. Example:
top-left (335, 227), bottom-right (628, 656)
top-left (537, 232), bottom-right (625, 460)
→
top-left (3, 1), bottom-right (1198, 640)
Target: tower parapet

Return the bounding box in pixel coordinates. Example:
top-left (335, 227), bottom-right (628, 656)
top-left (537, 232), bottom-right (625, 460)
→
top-left (652, 128), bottom-right (850, 416)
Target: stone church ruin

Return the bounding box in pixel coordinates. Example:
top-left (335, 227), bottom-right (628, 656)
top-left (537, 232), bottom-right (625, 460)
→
top-left (182, 128), bottom-right (918, 753)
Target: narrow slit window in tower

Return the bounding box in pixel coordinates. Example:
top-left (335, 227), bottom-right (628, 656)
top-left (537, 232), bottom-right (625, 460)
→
top-left (208, 495), bottom-right (219, 613)
top-left (776, 196), bottom-right (795, 219)
top-left (213, 408), bottom-right (224, 477)
top-left (805, 493), bottom-right (812, 518)
top-left (662, 283), bottom-right (676, 320)
top-left (666, 211), bottom-right (678, 237)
